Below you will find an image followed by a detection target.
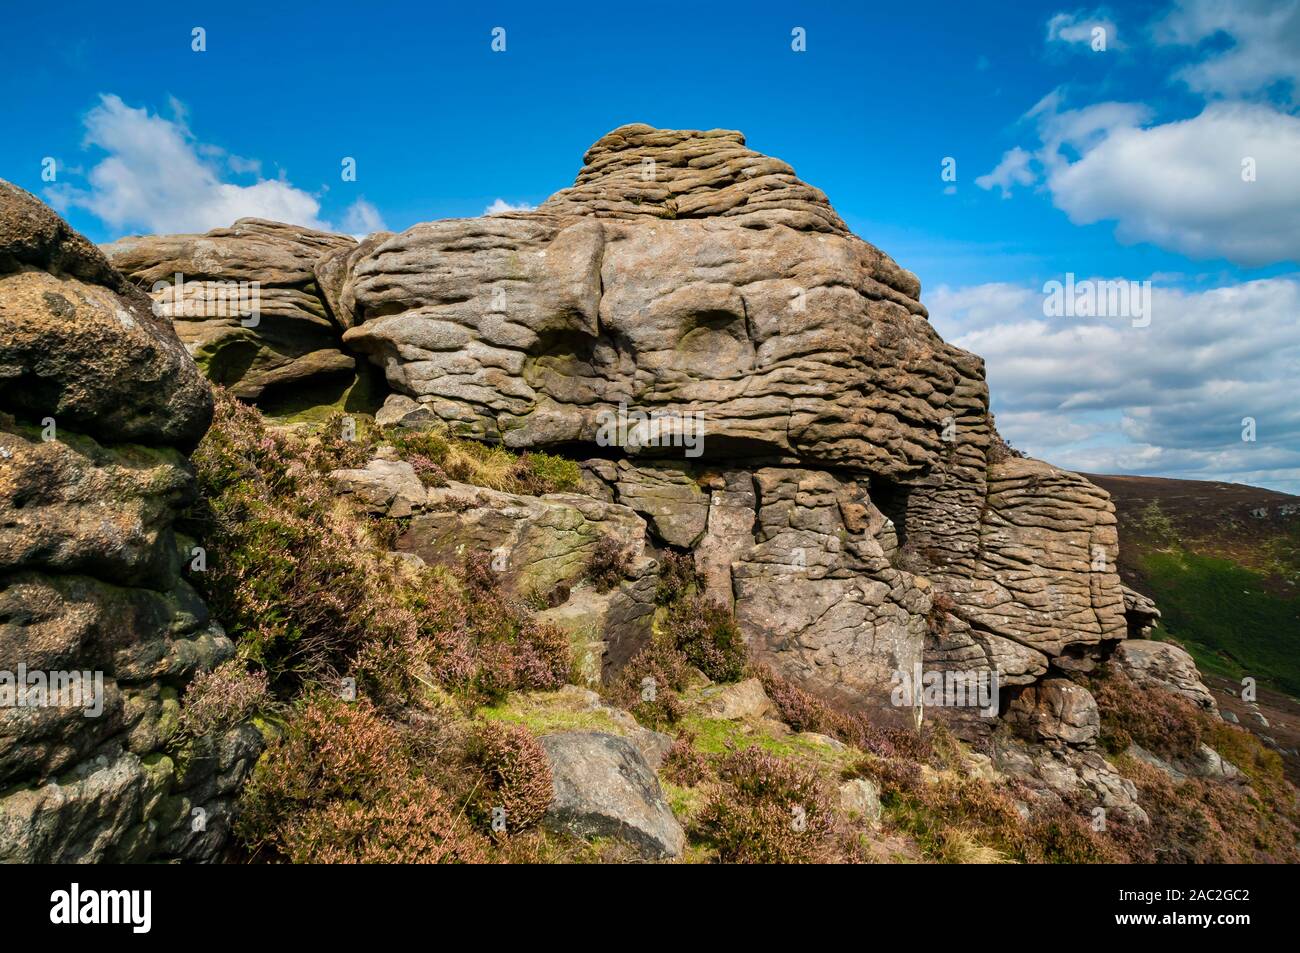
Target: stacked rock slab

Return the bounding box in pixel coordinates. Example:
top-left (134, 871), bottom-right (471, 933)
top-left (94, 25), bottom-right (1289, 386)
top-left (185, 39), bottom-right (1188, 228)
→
top-left (0, 180), bottom-right (259, 862)
top-left (99, 127), bottom-right (1202, 750)
top-left (320, 124), bottom-right (1139, 730)
top-left (103, 218), bottom-right (360, 405)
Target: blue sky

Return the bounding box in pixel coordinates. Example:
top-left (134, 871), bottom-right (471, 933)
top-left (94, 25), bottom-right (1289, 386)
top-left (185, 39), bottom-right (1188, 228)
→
top-left (2, 0), bottom-right (1298, 491)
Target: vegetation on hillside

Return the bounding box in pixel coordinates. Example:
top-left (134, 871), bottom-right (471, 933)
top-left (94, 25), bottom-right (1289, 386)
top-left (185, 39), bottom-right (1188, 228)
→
top-left (1095, 481), bottom-right (1300, 699)
top-left (1139, 549), bottom-right (1300, 695)
top-left (168, 393), bottom-right (1298, 864)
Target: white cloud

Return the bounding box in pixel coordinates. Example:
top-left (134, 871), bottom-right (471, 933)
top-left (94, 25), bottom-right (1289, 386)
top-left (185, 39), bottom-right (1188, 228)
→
top-left (984, 91), bottom-right (1300, 266)
top-left (1028, 92), bottom-right (1152, 168)
top-left (927, 277), bottom-right (1300, 493)
top-left (484, 198), bottom-right (535, 215)
top-left (340, 198), bottom-right (387, 239)
top-left (1047, 8), bottom-right (1122, 50)
top-left (1155, 0), bottom-right (1300, 101)
top-left (225, 154), bottom-right (263, 176)
top-left (1042, 101), bottom-right (1300, 265)
top-left (975, 147), bottom-right (1038, 197)
top-left (980, 2), bottom-right (1300, 266)
top-left (47, 94), bottom-right (345, 235)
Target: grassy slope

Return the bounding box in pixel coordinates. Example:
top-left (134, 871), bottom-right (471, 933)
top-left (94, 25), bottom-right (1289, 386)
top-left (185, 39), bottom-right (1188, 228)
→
top-left (1085, 473), bottom-right (1300, 697)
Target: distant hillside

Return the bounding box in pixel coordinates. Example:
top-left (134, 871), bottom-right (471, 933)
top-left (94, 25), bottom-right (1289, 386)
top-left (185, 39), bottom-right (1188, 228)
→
top-left (1087, 473), bottom-right (1300, 698)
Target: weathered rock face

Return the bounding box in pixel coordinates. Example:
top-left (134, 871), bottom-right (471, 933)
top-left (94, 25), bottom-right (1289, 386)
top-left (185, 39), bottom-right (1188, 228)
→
top-left (342, 126), bottom-right (978, 483)
top-left (1007, 678), bottom-right (1101, 749)
top-left (103, 219), bottom-right (360, 406)
top-left (398, 481), bottom-right (651, 601)
top-left (1113, 640), bottom-right (1218, 714)
top-left (0, 184), bottom-right (212, 448)
top-left (0, 180), bottom-right (258, 862)
top-left (115, 126), bottom-right (1154, 745)
top-left (325, 455), bottom-right (660, 673)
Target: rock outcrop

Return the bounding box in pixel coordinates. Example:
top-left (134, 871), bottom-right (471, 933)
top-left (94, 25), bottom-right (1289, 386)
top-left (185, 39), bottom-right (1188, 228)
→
top-left (0, 180), bottom-right (258, 862)
top-left (282, 125), bottom-right (1131, 736)
top-left (105, 126), bottom-right (1146, 730)
top-left (103, 219), bottom-right (361, 407)
top-left (1113, 639), bottom-right (1218, 714)
top-left (60, 125), bottom-right (1216, 839)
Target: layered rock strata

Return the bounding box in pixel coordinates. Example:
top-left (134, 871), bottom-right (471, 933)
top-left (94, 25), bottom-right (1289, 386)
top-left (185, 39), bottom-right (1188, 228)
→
top-left (90, 126), bottom-right (1218, 805)
top-left (0, 180), bottom-right (259, 862)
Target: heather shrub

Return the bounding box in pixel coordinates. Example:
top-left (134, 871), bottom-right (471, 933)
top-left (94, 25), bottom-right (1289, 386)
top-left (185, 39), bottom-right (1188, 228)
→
top-left (407, 453), bottom-right (448, 487)
top-left (307, 411), bottom-right (380, 471)
top-left (662, 595), bottom-right (747, 683)
top-left (756, 665), bottom-right (934, 761)
top-left (694, 748), bottom-right (836, 863)
top-left (1091, 669), bottom-right (1203, 760)
top-left (454, 554), bottom-right (571, 703)
top-left (882, 774), bottom-right (1032, 863)
top-left (1113, 745), bottom-right (1300, 864)
top-left (384, 427), bottom-right (579, 495)
top-left (606, 636), bottom-right (692, 728)
top-left (1204, 720), bottom-right (1289, 798)
top-left (1020, 807), bottom-right (1126, 864)
top-left (585, 535), bottom-right (632, 593)
top-left (174, 660), bottom-right (270, 741)
top-left (186, 389), bottom-right (569, 700)
top-left (661, 733), bottom-right (712, 786)
top-left (238, 694), bottom-right (489, 863)
top-left (281, 777), bottom-right (487, 864)
top-left (655, 550), bottom-right (701, 605)
top-left (463, 721), bottom-right (554, 836)
top-left (649, 548), bottom-right (747, 683)
top-left (850, 757), bottom-right (923, 797)
top-left (239, 695), bottom-right (417, 852)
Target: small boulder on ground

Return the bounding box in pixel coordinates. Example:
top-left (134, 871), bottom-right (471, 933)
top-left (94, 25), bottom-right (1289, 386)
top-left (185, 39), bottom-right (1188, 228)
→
top-left (690, 677), bottom-right (775, 721)
top-left (838, 778), bottom-right (882, 825)
top-left (540, 731), bottom-right (684, 861)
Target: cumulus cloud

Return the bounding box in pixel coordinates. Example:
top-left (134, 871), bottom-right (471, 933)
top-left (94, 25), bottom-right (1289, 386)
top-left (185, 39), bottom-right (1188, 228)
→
top-left (484, 198), bottom-right (535, 215)
top-left (927, 277), bottom-right (1300, 493)
top-left (340, 198), bottom-right (387, 239)
top-left (46, 94), bottom-right (379, 238)
top-left (1043, 100), bottom-right (1300, 266)
top-left (975, 147), bottom-right (1037, 197)
top-left (986, 91), bottom-right (1300, 266)
top-left (980, 1), bottom-right (1300, 266)
top-left (1155, 0), bottom-right (1300, 101)
top-left (1047, 8), bottom-right (1122, 50)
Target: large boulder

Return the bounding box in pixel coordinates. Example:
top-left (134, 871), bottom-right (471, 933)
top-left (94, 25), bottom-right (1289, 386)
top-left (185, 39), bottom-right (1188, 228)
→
top-left (102, 218), bottom-right (359, 406)
top-left (1006, 678), bottom-right (1101, 748)
top-left (1112, 640), bottom-right (1218, 714)
top-left (0, 179), bottom-right (259, 862)
top-left (338, 125), bottom-right (976, 481)
top-left (540, 731), bottom-right (685, 860)
top-left (397, 480), bottom-right (649, 601)
top-left (0, 182), bottom-right (212, 448)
